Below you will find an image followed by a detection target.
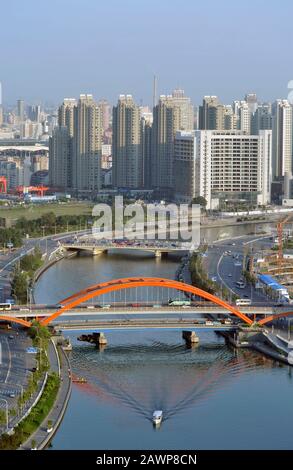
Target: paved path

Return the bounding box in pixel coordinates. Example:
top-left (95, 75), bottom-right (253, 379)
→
top-left (20, 341), bottom-right (71, 450)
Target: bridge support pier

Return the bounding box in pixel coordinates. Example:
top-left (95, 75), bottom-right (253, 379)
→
top-left (92, 249), bottom-right (106, 255)
top-left (77, 332), bottom-right (108, 346)
top-left (182, 330), bottom-right (199, 345)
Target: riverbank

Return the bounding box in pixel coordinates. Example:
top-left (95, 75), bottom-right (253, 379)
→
top-left (19, 340), bottom-right (72, 450)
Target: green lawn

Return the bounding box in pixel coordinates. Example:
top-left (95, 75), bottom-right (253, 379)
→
top-left (0, 202), bottom-right (93, 222)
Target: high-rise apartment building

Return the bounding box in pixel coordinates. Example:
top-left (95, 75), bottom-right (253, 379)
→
top-left (58, 98), bottom-right (77, 136)
top-left (49, 95), bottom-right (102, 192)
top-left (112, 95), bottom-right (142, 188)
top-left (49, 126), bottom-right (71, 189)
top-left (195, 130), bottom-right (272, 209)
top-left (17, 99), bottom-right (25, 122)
top-left (151, 91), bottom-right (193, 193)
top-left (72, 94), bottom-right (102, 192)
top-left (174, 131), bottom-right (196, 202)
top-left (272, 99), bottom-right (293, 179)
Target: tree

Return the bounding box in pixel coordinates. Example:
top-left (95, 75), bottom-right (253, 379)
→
top-left (191, 196), bottom-right (207, 208)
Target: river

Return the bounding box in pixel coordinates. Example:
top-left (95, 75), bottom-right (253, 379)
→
top-left (34, 249), bottom-right (293, 450)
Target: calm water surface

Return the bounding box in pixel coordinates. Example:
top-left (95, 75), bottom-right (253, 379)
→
top-left (34, 252), bottom-right (293, 449)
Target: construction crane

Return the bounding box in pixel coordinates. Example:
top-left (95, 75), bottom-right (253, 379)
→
top-left (277, 213), bottom-right (293, 267)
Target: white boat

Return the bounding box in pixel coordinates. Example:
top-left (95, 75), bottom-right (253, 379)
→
top-left (152, 410), bottom-right (163, 426)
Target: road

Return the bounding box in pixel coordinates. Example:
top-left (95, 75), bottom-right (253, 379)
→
top-left (0, 327), bottom-right (35, 432)
top-left (204, 235), bottom-right (277, 305)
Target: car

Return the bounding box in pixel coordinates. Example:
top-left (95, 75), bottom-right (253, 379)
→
top-left (86, 305), bottom-right (95, 309)
top-left (228, 274), bottom-right (232, 277)
top-left (8, 335), bottom-right (14, 340)
top-left (9, 393), bottom-right (16, 398)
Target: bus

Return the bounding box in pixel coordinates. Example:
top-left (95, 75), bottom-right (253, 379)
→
top-left (235, 298), bottom-right (252, 307)
top-left (0, 303), bottom-right (12, 311)
top-left (236, 281), bottom-right (246, 289)
top-left (168, 299), bottom-right (191, 307)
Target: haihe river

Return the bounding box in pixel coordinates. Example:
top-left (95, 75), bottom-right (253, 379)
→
top-left (35, 250), bottom-right (293, 450)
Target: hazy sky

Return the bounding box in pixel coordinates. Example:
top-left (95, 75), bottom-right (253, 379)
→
top-left (1, 0), bottom-right (293, 107)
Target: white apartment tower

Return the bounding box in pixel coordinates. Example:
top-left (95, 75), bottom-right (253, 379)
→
top-left (272, 100), bottom-right (293, 179)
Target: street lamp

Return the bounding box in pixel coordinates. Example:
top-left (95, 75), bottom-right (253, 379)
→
top-left (0, 398), bottom-right (9, 433)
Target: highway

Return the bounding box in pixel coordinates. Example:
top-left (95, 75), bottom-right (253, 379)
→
top-left (0, 328), bottom-right (35, 430)
top-left (204, 234), bottom-right (277, 304)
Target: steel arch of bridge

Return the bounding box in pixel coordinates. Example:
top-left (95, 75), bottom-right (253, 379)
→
top-left (0, 315), bottom-right (30, 327)
top-left (258, 311), bottom-right (293, 326)
top-left (40, 277), bottom-right (254, 326)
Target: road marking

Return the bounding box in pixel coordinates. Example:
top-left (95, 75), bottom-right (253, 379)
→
top-left (216, 253), bottom-right (238, 296)
top-left (4, 337), bottom-right (11, 383)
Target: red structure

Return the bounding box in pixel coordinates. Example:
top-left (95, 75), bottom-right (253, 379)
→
top-left (16, 185), bottom-right (49, 197)
top-left (2, 277), bottom-right (292, 328)
top-left (41, 277), bottom-right (254, 326)
top-left (0, 176), bottom-right (7, 193)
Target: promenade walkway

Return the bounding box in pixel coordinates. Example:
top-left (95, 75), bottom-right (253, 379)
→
top-left (20, 341), bottom-right (71, 450)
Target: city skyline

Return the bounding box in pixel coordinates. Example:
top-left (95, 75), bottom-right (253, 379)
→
top-left (1, 0), bottom-right (293, 105)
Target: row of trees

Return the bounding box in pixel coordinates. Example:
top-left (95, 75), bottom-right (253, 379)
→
top-left (15, 212), bottom-right (92, 237)
top-left (10, 248), bottom-right (43, 304)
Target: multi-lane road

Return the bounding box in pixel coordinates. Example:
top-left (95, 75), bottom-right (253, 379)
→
top-left (204, 234), bottom-right (277, 305)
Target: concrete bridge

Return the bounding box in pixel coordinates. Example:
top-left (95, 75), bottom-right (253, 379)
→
top-left (61, 242), bottom-right (189, 258)
top-left (54, 318), bottom-right (237, 331)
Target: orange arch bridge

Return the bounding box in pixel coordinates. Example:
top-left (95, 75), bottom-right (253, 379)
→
top-left (39, 277), bottom-right (254, 326)
top-left (258, 311), bottom-right (293, 326)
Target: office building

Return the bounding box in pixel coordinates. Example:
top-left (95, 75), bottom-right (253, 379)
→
top-left (195, 130), bottom-right (272, 210)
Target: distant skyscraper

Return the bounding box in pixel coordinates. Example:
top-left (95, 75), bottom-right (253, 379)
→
top-left (245, 93), bottom-right (258, 114)
top-left (98, 99), bottom-right (111, 134)
top-left (58, 98), bottom-right (77, 136)
top-left (233, 100), bottom-right (251, 133)
top-left (171, 89), bottom-right (194, 130)
top-left (17, 99), bottom-right (25, 121)
top-left (251, 103), bottom-right (272, 135)
top-left (112, 95), bottom-right (142, 188)
top-left (272, 100), bottom-right (293, 179)
top-left (198, 96), bottom-right (220, 130)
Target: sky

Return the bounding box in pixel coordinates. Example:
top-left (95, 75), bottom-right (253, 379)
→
top-left (1, 0), bottom-right (293, 107)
